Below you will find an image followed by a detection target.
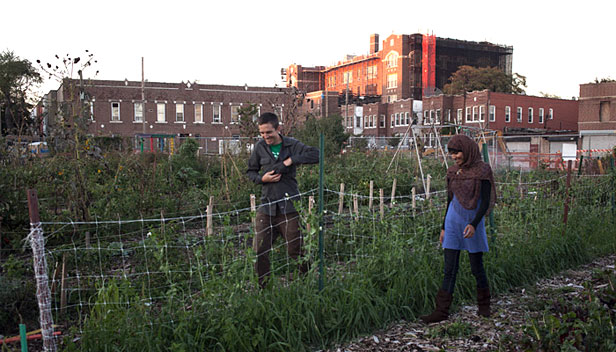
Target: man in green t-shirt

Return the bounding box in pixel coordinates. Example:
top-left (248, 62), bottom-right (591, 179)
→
top-left (246, 112), bottom-right (319, 288)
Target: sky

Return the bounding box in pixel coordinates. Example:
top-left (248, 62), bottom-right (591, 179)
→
top-left (3, 0), bottom-right (614, 100)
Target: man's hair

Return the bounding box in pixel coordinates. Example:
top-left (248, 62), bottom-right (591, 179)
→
top-left (257, 112), bottom-right (279, 128)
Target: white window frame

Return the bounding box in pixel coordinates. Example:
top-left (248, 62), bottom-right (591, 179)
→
top-left (391, 114), bottom-right (394, 128)
top-left (538, 108), bottom-right (544, 124)
top-left (231, 105), bottom-right (240, 124)
top-left (489, 105), bottom-right (495, 122)
top-left (436, 109), bottom-right (441, 124)
top-left (479, 105), bottom-right (485, 122)
top-left (457, 109), bottom-right (462, 124)
top-left (505, 106), bottom-right (511, 123)
top-left (405, 112), bottom-right (410, 125)
top-left (549, 108), bottom-right (553, 120)
top-left (472, 106), bottom-right (478, 122)
top-left (516, 107), bottom-right (522, 122)
top-left (176, 103), bottom-right (184, 122)
top-left (364, 116), bottom-right (369, 128)
top-left (157, 103), bottom-right (166, 123)
top-left (111, 102), bottom-right (120, 121)
top-left (380, 115), bottom-right (385, 128)
top-left (387, 74), bottom-right (398, 89)
top-left (90, 100), bottom-right (95, 121)
top-left (212, 104), bottom-right (221, 123)
top-left (528, 107), bottom-right (533, 123)
top-left (134, 102), bottom-right (143, 122)
top-left (465, 107), bottom-right (471, 122)
top-left (194, 104), bottom-right (203, 123)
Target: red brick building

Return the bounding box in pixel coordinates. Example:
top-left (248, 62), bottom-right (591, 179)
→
top-left (285, 33), bottom-right (513, 103)
top-left (578, 81), bottom-right (616, 151)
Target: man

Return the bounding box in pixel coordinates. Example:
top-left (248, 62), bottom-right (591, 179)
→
top-left (246, 112), bottom-right (319, 288)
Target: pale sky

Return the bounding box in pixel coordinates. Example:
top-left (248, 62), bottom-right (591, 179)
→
top-left (3, 0), bottom-right (613, 100)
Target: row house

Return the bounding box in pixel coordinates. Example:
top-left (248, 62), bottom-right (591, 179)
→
top-left (578, 81), bottom-right (616, 151)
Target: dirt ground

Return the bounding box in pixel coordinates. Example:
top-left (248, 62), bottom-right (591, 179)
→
top-left (323, 254), bottom-right (616, 352)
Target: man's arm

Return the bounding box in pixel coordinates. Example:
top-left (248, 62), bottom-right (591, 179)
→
top-left (246, 147), bottom-right (263, 184)
top-left (287, 140), bottom-right (320, 166)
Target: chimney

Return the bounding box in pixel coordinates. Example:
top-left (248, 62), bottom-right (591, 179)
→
top-left (370, 34), bottom-right (379, 54)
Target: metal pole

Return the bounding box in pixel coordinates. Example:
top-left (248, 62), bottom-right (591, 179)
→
top-left (318, 133), bottom-right (325, 291)
top-left (482, 144), bottom-right (497, 256)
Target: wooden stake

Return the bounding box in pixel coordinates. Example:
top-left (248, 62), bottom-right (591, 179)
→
top-left (390, 178), bottom-right (397, 208)
top-left (338, 183), bottom-right (345, 215)
top-left (368, 180), bottom-right (374, 210)
top-left (250, 194), bottom-right (257, 250)
top-left (379, 188), bottom-right (384, 220)
top-left (412, 187), bottom-right (416, 213)
top-left (307, 196), bottom-right (315, 234)
top-left (85, 231), bottom-right (90, 249)
top-left (206, 204), bottom-right (213, 236)
top-left (353, 194), bottom-right (359, 220)
top-left (60, 253), bottom-right (67, 314)
top-left (426, 174), bottom-right (432, 205)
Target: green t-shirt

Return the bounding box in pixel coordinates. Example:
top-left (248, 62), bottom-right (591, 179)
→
top-left (270, 143), bottom-right (282, 159)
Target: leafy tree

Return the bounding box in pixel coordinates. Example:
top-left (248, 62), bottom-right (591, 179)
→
top-left (0, 50), bottom-right (42, 136)
top-left (237, 103), bottom-right (259, 138)
top-left (539, 92), bottom-right (562, 99)
top-left (443, 66), bottom-right (526, 95)
top-left (292, 114), bottom-right (349, 157)
top-left (593, 77), bottom-right (615, 84)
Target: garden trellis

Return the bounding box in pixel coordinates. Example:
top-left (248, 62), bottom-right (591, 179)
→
top-left (22, 167), bottom-right (615, 350)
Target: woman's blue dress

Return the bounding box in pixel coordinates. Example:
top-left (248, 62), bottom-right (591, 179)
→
top-left (442, 195), bottom-right (489, 253)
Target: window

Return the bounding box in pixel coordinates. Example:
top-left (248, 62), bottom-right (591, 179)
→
top-left (424, 110), bottom-right (429, 124)
top-left (275, 105), bottom-right (283, 122)
top-left (489, 105), bottom-right (495, 122)
top-left (89, 101), bottom-right (94, 121)
top-left (134, 103), bottom-right (143, 122)
top-left (472, 106), bottom-right (478, 122)
top-left (457, 109), bottom-right (462, 124)
top-left (386, 51), bottom-right (398, 68)
top-left (436, 109), bottom-right (441, 124)
top-left (380, 115), bottom-right (385, 128)
top-left (356, 115), bottom-right (362, 128)
top-left (111, 102), bottom-right (120, 121)
top-left (231, 105), bottom-right (240, 124)
top-left (391, 114), bottom-right (394, 127)
top-left (387, 95), bottom-right (397, 103)
top-left (176, 103), bottom-right (184, 122)
top-left (212, 104), bottom-right (221, 123)
top-left (505, 106), bottom-right (511, 123)
top-left (600, 102), bottom-right (610, 122)
top-left (538, 108), bottom-right (544, 124)
top-left (479, 105), bottom-right (485, 122)
top-left (364, 116), bottom-right (369, 128)
top-left (367, 65), bottom-right (377, 79)
top-left (528, 107), bottom-right (533, 123)
top-left (405, 112), bottom-right (410, 125)
top-left (195, 104), bottom-right (203, 123)
top-left (516, 107), bottom-right (522, 122)
top-left (446, 109), bottom-right (451, 123)
top-left (395, 113), bottom-right (400, 126)
top-left (157, 103), bottom-right (165, 122)
top-left (429, 110), bottom-right (434, 124)
top-left (343, 71), bottom-right (353, 84)
top-left (387, 74), bottom-right (397, 89)
top-left (549, 108), bottom-right (553, 120)
top-left (465, 107), bottom-right (471, 122)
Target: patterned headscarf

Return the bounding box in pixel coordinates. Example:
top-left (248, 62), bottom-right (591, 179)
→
top-left (446, 134), bottom-right (496, 212)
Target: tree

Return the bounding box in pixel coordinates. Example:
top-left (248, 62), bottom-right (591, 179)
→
top-left (443, 66), bottom-right (526, 95)
top-left (0, 50), bottom-right (42, 136)
top-left (237, 103), bottom-right (259, 138)
top-left (539, 91), bottom-right (562, 99)
top-left (292, 114), bottom-right (349, 157)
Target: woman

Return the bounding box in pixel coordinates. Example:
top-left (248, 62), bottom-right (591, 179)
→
top-left (420, 134), bottom-right (496, 324)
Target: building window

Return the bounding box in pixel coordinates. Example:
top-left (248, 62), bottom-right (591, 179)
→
top-left (343, 71), bottom-right (353, 84)
top-left (516, 107), bottom-right (522, 122)
top-left (600, 101), bottom-right (610, 122)
top-left (465, 107), bottom-right (471, 122)
top-left (489, 105), bottom-right (495, 122)
top-left (549, 108), bottom-right (553, 120)
top-left (212, 104), bottom-right (221, 123)
top-left (479, 105), bottom-right (485, 122)
top-left (528, 107), bottom-right (533, 123)
top-left (505, 106), bottom-right (511, 123)
top-left (457, 109), bottom-right (462, 124)
top-left (446, 109), bottom-right (451, 123)
top-left (472, 106), bottom-right (478, 122)
top-left (538, 108), bottom-right (544, 124)
top-left (387, 74), bottom-right (397, 89)
top-left (405, 112), bottom-right (410, 125)
top-left (274, 105), bottom-right (283, 123)
top-left (386, 51), bottom-right (398, 68)
top-left (436, 109), bottom-right (441, 124)
top-left (364, 116), bottom-right (369, 128)
top-left (134, 103), bottom-right (143, 122)
top-left (367, 66), bottom-right (377, 80)
top-left (391, 114), bottom-right (394, 127)
top-left (231, 105), bottom-right (240, 124)
top-left (356, 115), bottom-right (362, 128)
top-left (157, 103), bottom-right (165, 122)
top-left (195, 104), bottom-right (203, 123)
top-left (89, 101), bottom-right (95, 121)
top-left (380, 115), bottom-right (385, 128)
top-left (429, 110), bottom-right (434, 124)
top-left (176, 103), bottom-right (184, 122)
top-left (111, 102), bottom-right (120, 121)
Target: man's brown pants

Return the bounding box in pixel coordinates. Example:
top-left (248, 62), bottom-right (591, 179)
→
top-left (254, 212), bottom-right (307, 287)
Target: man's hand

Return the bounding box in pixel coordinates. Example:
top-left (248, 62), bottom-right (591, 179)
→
top-left (261, 170), bottom-right (281, 183)
top-left (283, 157), bottom-right (293, 167)
top-left (463, 224), bottom-right (475, 239)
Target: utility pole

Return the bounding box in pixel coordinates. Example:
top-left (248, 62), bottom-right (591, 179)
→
top-left (141, 57), bottom-right (146, 134)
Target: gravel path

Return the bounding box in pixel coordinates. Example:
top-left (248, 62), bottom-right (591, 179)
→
top-left (324, 254), bottom-right (616, 352)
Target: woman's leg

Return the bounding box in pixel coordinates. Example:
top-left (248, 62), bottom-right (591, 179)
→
top-left (442, 248), bottom-right (461, 294)
top-left (468, 252), bottom-right (488, 288)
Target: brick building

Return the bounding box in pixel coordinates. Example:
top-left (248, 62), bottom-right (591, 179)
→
top-left (40, 79), bottom-right (296, 143)
top-left (284, 33), bottom-right (513, 103)
top-left (578, 81), bottom-right (616, 151)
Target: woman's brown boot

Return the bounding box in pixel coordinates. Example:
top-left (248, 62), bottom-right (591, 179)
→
top-left (420, 289), bottom-right (453, 324)
top-left (477, 287), bottom-right (491, 317)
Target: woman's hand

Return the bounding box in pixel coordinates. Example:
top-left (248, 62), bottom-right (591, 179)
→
top-left (439, 229), bottom-right (445, 245)
top-left (463, 224), bottom-right (475, 239)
